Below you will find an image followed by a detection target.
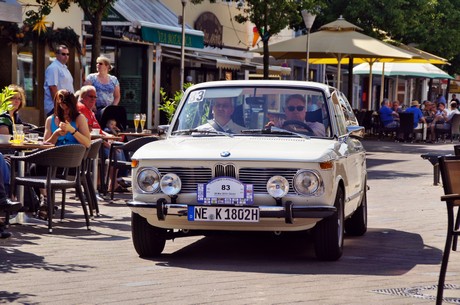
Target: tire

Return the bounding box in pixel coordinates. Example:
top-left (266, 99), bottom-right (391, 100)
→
top-left (314, 187), bottom-right (344, 261)
top-left (345, 185), bottom-right (368, 236)
top-left (131, 212), bottom-right (166, 257)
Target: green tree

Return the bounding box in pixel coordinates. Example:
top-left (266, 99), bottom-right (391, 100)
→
top-left (191, 0), bottom-right (325, 79)
top-left (321, 0), bottom-right (460, 75)
top-left (25, 0), bottom-right (117, 72)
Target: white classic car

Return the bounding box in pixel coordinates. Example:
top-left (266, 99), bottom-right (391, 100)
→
top-left (127, 80), bottom-right (367, 261)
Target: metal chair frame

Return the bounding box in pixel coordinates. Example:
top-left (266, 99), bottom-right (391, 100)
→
top-left (436, 155), bottom-right (460, 304)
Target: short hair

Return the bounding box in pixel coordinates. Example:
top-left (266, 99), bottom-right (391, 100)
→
top-left (56, 44), bottom-right (69, 54)
top-left (79, 85), bottom-right (96, 99)
top-left (97, 55), bottom-right (112, 71)
top-left (285, 94), bottom-right (306, 105)
top-left (7, 84), bottom-right (26, 111)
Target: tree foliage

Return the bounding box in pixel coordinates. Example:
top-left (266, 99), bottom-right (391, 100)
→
top-left (24, 0), bottom-right (117, 73)
top-left (191, 0), bottom-right (325, 79)
top-left (321, 0), bottom-right (460, 75)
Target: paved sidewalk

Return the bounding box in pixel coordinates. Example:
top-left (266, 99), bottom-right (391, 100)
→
top-left (1, 139), bottom-right (459, 304)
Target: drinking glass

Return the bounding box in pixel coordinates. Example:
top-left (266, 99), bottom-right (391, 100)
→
top-left (13, 124), bottom-right (24, 144)
top-left (134, 113), bottom-right (140, 133)
top-left (140, 113), bottom-right (146, 131)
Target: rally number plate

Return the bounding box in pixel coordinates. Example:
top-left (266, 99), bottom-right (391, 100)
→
top-left (187, 206), bottom-right (260, 222)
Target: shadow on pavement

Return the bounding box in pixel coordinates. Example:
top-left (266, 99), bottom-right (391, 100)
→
top-left (151, 228), bottom-right (441, 276)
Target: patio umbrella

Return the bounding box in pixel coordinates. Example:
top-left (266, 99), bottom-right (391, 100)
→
top-left (253, 16), bottom-right (414, 97)
top-left (353, 62), bottom-right (454, 79)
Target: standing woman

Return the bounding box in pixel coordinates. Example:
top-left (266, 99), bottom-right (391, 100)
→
top-left (44, 89), bottom-right (90, 148)
top-left (0, 84), bottom-right (26, 135)
top-left (84, 55), bottom-right (120, 118)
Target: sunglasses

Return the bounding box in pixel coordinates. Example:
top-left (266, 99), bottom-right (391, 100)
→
top-left (88, 95), bottom-right (97, 99)
top-left (287, 105), bottom-right (305, 112)
top-left (97, 62), bottom-right (105, 65)
top-left (59, 53), bottom-right (70, 56)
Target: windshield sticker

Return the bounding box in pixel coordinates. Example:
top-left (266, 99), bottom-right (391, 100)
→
top-left (188, 90), bottom-right (206, 103)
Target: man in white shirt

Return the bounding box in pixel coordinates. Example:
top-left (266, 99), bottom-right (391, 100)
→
top-left (198, 97), bottom-right (244, 133)
top-left (43, 45), bottom-right (74, 117)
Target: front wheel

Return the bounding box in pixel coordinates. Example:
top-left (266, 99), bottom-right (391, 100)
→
top-left (345, 184), bottom-right (368, 236)
top-left (314, 187), bottom-right (344, 261)
top-left (131, 212), bottom-right (166, 257)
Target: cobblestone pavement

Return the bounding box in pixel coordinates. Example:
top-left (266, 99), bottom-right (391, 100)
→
top-left (1, 139), bottom-right (459, 304)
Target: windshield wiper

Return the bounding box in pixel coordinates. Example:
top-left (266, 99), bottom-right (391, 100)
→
top-left (171, 129), bottom-right (234, 137)
top-left (241, 126), bottom-right (310, 139)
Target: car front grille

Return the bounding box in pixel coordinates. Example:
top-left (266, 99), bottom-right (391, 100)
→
top-left (158, 166), bottom-right (298, 194)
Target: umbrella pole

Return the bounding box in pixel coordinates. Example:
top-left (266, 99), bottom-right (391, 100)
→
top-left (368, 62), bottom-right (374, 110)
top-left (380, 62), bottom-right (385, 105)
top-left (337, 54), bottom-right (343, 91)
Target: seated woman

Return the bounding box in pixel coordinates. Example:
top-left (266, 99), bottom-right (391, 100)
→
top-left (35, 90), bottom-right (90, 219)
top-left (0, 84), bottom-right (26, 135)
top-left (43, 89), bottom-right (91, 148)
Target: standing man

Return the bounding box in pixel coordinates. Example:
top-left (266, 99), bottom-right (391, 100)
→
top-left (44, 45), bottom-right (74, 118)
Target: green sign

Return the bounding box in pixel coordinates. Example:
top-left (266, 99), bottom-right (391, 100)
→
top-left (141, 27), bottom-right (204, 49)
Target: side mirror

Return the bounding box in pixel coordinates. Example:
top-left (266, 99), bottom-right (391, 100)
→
top-left (346, 125), bottom-right (365, 139)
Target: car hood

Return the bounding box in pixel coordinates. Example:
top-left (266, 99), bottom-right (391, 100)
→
top-left (133, 136), bottom-right (338, 162)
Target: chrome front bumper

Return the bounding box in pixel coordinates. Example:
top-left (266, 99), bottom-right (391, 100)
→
top-left (127, 198), bottom-right (336, 224)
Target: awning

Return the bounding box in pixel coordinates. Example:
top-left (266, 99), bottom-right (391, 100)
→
top-left (113, 0), bottom-right (204, 49)
top-left (0, 0), bottom-right (21, 23)
top-left (256, 65), bottom-right (291, 76)
top-left (215, 58), bottom-right (241, 70)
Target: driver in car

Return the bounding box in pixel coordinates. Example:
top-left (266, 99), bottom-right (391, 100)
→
top-left (197, 97), bottom-right (244, 133)
top-left (280, 94), bottom-right (326, 136)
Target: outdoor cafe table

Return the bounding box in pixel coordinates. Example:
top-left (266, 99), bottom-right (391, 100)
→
top-left (2, 142), bottom-right (55, 224)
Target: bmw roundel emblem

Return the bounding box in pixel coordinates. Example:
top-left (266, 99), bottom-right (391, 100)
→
top-left (220, 151), bottom-right (231, 157)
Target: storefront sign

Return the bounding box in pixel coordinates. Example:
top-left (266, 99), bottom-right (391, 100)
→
top-left (141, 27), bottom-right (204, 49)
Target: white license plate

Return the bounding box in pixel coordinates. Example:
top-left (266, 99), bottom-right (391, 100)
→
top-left (187, 206), bottom-right (259, 222)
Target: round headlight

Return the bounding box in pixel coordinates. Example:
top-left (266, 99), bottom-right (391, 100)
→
top-left (266, 176), bottom-right (289, 198)
top-left (137, 168), bottom-right (160, 193)
top-left (293, 170), bottom-right (320, 195)
top-left (160, 173), bottom-right (181, 196)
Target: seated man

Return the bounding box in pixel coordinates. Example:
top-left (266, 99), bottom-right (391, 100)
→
top-left (280, 94), bottom-right (325, 136)
top-left (197, 97), bottom-right (244, 133)
top-left (404, 100), bottom-right (427, 141)
top-left (379, 98), bottom-right (400, 128)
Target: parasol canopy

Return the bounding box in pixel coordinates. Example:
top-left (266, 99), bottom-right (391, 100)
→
top-left (353, 62), bottom-right (454, 79)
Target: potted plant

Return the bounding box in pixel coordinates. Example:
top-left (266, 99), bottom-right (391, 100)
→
top-left (0, 86), bottom-right (14, 113)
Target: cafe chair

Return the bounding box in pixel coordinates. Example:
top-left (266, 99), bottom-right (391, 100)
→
top-left (106, 136), bottom-right (159, 200)
top-left (10, 144), bottom-right (90, 233)
top-left (436, 155), bottom-right (460, 304)
top-left (62, 139), bottom-right (103, 218)
top-left (398, 112), bottom-right (415, 142)
top-left (450, 114), bottom-right (460, 142)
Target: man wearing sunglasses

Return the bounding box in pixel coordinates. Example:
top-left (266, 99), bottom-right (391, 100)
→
top-left (44, 44), bottom-right (74, 118)
top-left (282, 94), bottom-right (325, 137)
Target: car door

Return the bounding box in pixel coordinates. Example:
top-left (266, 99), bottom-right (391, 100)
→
top-left (330, 91), bottom-right (366, 215)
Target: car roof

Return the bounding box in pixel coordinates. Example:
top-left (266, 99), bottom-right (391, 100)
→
top-left (186, 80), bottom-right (333, 92)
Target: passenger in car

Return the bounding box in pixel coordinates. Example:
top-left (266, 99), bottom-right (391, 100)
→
top-left (281, 94), bottom-right (326, 136)
top-left (197, 97), bottom-right (245, 133)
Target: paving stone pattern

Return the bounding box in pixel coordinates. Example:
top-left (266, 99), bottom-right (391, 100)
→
top-left (1, 139), bottom-right (459, 304)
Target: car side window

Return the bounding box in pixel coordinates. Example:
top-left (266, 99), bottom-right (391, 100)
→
top-left (331, 92), bottom-right (347, 135)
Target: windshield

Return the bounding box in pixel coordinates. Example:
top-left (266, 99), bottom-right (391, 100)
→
top-left (171, 85), bottom-right (332, 138)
